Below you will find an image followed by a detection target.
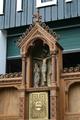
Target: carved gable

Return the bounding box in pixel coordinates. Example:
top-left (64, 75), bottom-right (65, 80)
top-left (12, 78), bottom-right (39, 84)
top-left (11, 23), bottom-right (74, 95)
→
top-left (14, 12), bottom-right (64, 120)
top-left (17, 21), bottom-right (62, 56)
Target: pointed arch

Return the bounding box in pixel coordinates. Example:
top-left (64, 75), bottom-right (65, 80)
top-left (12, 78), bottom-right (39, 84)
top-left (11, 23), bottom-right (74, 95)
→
top-left (24, 35), bottom-right (54, 56)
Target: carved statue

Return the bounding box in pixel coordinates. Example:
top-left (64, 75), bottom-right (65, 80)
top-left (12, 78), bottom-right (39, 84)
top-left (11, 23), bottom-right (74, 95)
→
top-left (47, 62), bottom-right (52, 86)
top-left (33, 63), bottom-right (40, 87)
top-left (41, 56), bottom-right (51, 86)
top-left (41, 58), bottom-right (47, 86)
top-left (33, 56), bottom-right (51, 86)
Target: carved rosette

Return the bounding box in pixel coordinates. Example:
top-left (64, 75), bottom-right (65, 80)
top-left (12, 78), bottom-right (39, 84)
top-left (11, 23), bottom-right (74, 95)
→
top-left (19, 97), bottom-right (24, 118)
top-left (50, 90), bottom-right (57, 120)
top-left (19, 92), bottom-right (25, 119)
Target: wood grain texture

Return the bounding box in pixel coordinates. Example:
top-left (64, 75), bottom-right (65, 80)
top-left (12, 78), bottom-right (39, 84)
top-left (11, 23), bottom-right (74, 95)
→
top-left (0, 88), bottom-right (19, 116)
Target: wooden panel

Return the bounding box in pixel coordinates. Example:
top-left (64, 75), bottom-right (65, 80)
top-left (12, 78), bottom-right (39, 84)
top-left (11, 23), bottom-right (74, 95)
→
top-left (78, 0), bottom-right (80, 16)
top-left (4, 0), bottom-right (11, 28)
top-left (0, 16), bottom-right (4, 29)
top-left (0, 88), bottom-right (19, 116)
top-left (64, 114), bottom-right (80, 120)
top-left (0, 116), bottom-right (19, 120)
top-left (65, 2), bottom-right (71, 18)
top-left (69, 83), bottom-right (80, 112)
top-left (21, 0), bottom-right (28, 26)
top-left (27, 0), bottom-right (33, 24)
top-left (39, 8), bottom-right (45, 22)
top-left (45, 7), bottom-right (51, 22)
top-left (58, 0), bottom-right (64, 19)
top-left (10, 0), bottom-right (16, 28)
top-left (51, 5), bottom-right (57, 21)
top-left (71, 0), bottom-right (77, 17)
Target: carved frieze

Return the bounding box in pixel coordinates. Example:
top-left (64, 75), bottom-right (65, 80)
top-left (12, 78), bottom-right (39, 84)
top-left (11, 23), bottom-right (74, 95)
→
top-left (19, 97), bottom-right (25, 118)
top-left (0, 72), bottom-right (22, 88)
top-left (0, 72), bottom-right (22, 79)
top-left (63, 65), bottom-right (80, 73)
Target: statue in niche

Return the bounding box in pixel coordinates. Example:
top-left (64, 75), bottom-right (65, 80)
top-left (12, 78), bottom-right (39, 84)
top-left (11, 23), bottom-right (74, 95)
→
top-left (33, 56), bottom-right (51, 87)
top-left (41, 56), bottom-right (51, 86)
top-left (33, 63), bottom-right (40, 87)
top-left (47, 61), bottom-right (52, 87)
top-left (41, 58), bottom-right (47, 86)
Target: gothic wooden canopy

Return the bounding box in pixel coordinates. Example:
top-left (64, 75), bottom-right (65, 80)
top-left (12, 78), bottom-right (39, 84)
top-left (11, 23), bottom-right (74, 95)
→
top-left (17, 11), bottom-right (63, 57)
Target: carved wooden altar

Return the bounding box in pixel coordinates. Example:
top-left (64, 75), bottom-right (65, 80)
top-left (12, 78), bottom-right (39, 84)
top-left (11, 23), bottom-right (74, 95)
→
top-left (0, 13), bottom-right (80, 120)
top-left (17, 13), bottom-right (63, 120)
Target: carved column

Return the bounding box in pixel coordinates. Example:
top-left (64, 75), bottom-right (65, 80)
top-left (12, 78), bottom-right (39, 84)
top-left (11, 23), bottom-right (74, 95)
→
top-left (26, 56), bottom-right (31, 88)
top-left (50, 44), bottom-right (58, 120)
top-left (20, 54), bottom-right (26, 120)
top-left (50, 89), bottom-right (57, 120)
top-left (51, 53), bottom-right (56, 85)
top-left (19, 90), bottom-right (26, 120)
top-left (22, 54), bottom-right (26, 86)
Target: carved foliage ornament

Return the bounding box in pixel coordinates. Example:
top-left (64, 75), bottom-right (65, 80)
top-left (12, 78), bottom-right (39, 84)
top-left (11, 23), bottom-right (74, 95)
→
top-left (17, 11), bottom-right (60, 56)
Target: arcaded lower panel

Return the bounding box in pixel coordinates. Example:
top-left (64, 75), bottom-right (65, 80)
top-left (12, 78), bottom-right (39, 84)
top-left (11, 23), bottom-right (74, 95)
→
top-left (69, 83), bottom-right (80, 113)
top-left (0, 88), bottom-right (19, 116)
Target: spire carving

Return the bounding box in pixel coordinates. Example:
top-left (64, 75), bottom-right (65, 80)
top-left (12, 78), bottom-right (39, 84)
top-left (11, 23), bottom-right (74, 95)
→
top-left (17, 10), bottom-right (59, 47)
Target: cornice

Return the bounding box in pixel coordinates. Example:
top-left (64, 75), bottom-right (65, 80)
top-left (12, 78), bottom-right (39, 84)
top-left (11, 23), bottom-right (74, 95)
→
top-left (63, 66), bottom-right (80, 73)
top-left (0, 72), bottom-right (22, 79)
top-left (61, 66), bottom-right (80, 79)
top-left (0, 72), bottom-right (22, 87)
top-left (61, 72), bottom-right (80, 80)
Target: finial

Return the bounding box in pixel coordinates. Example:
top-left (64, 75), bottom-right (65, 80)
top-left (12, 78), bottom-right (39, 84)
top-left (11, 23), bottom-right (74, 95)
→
top-left (33, 9), bottom-right (42, 23)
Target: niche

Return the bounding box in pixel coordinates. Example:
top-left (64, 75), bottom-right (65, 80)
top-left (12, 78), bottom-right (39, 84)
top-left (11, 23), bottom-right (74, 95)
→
top-left (68, 82), bottom-right (80, 113)
top-left (28, 39), bottom-right (52, 88)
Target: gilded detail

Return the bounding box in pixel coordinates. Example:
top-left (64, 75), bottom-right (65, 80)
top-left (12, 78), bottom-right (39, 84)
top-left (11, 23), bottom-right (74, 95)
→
top-left (29, 92), bottom-right (48, 120)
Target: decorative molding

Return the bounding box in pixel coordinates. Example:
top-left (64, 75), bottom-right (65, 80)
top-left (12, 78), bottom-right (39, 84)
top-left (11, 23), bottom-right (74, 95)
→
top-left (0, 72), bottom-right (22, 79)
top-left (61, 73), bottom-right (80, 80)
top-left (0, 72), bottom-right (22, 88)
top-left (64, 113), bottom-right (80, 120)
top-left (17, 12), bottom-right (60, 50)
top-left (0, 116), bottom-right (19, 120)
top-left (65, 80), bottom-right (80, 93)
top-left (17, 23), bottom-right (61, 57)
top-left (50, 90), bottom-right (57, 119)
top-left (63, 65), bottom-right (80, 73)
top-left (19, 97), bottom-right (25, 118)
